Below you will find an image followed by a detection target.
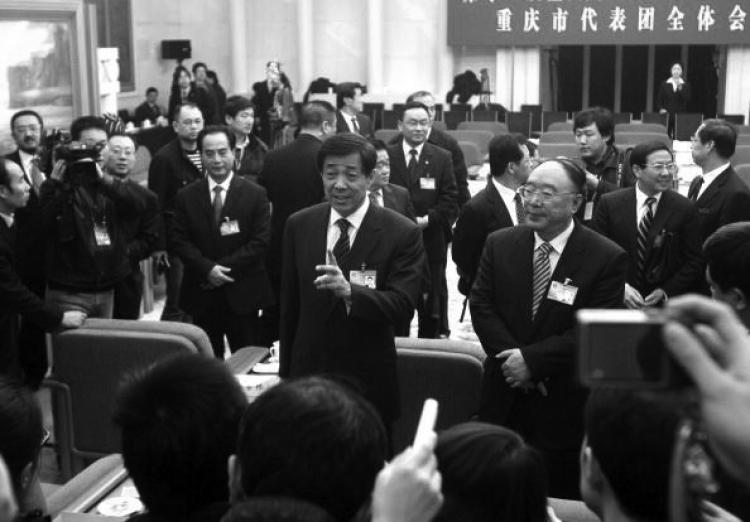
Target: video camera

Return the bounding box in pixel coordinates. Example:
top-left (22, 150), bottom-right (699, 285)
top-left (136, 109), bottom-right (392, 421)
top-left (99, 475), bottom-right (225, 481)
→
top-left (54, 140), bottom-right (103, 186)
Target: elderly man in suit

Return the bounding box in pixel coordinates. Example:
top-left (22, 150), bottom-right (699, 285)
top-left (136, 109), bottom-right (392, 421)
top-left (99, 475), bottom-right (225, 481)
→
top-left (593, 141), bottom-right (703, 308)
top-left (172, 126), bottom-right (273, 358)
top-left (470, 158), bottom-right (627, 498)
top-left (335, 82), bottom-right (374, 139)
top-left (280, 133), bottom-right (425, 427)
top-left (387, 102), bottom-right (458, 339)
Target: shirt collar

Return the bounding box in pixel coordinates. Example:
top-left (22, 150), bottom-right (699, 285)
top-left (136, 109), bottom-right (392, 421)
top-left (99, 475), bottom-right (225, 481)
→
top-left (534, 219), bottom-right (575, 255)
top-left (402, 140), bottom-right (425, 162)
top-left (208, 172), bottom-right (234, 193)
top-left (18, 149), bottom-right (34, 172)
top-left (492, 177), bottom-right (518, 201)
top-left (701, 162), bottom-right (730, 185)
top-left (635, 184), bottom-right (662, 209)
top-left (330, 193), bottom-right (370, 231)
top-left (0, 212), bottom-right (14, 228)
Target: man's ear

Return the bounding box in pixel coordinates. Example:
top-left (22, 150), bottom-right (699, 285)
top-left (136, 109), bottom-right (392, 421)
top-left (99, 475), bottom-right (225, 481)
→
top-left (225, 115), bottom-right (233, 126)
top-left (227, 454), bottom-right (243, 503)
top-left (729, 287), bottom-right (748, 311)
top-left (581, 445), bottom-right (605, 490)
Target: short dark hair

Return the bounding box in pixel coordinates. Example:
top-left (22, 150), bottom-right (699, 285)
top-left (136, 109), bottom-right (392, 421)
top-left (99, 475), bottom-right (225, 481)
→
top-left (0, 378), bottom-right (43, 494)
top-left (113, 354), bottom-right (247, 519)
top-left (585, 390), bottom-right (681, 522)
top-left (10, 109), bottom-right (43, 131)
top-left (406, 90), bottom-right (434, 104)
top-left (235, 376), bottom-right (388, 522)
top-left (192, 62), bottom-right (207, 74)
top-left (697, 118), bottom-right (737, 159)
top-left (172, 102), bottom-right (202, 122)
top-left (629, 141), bottom-right (673, 169)
top-left (0, 159), bottom-right (13, 190)
top-left (145, 87), bottom-right (158, 96)
top-left (537, 158), bottom-right (587, 195)
top-left (70, 116), bottom-right (107, 141)
top-left (336, 82), bottom-right (361, 109)
top-left (435, 422), bottom-right (548, 522)
top-left (197, 125), bottom-right (236, 151)
top-left (206, 70), bottom-right (219, 82)
top-left (703, 222), bottom-right (750, 298)
top-left (399, 101), bottom-right (430, 121)
top-left (299, 101), bottom-right (336, 130)
top-left (574, 107), bottom-right (615, 146)
top-left (488, 134), bottom-right (525, 178)
top-left (317, 133), bottom-right (377, 175)
top-left (370, 139), bottom-right (387, 152)
top-left (224, 96), bottom-right (255, 119)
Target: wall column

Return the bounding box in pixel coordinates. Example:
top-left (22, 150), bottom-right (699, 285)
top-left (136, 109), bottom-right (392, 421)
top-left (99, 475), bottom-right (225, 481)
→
top-left (229, 0), bottom-right (247, 93)
top-left (367, 0), bottom-right (384, 93)
top-left (297, 0), bottom-right (315, 97)
top-left (725, 45), bottom-right (750, 123)
top-left (435, 0), bottom-right (453, 100)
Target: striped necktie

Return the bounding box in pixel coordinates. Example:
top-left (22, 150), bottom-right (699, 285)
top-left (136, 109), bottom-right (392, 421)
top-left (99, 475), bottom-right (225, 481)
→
top-left (532, 242), bottom-right (553, 318)
top-left (333, 219), bottom-right (351, 261)
top-left (636, 197), bottom-right (656, 288)
top-left (514, 192), bottom-right (525, 225)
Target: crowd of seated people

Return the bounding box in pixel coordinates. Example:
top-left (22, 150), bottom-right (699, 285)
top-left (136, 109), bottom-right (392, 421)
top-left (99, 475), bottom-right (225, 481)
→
top-left (3, 56), bottom-right (750, 522)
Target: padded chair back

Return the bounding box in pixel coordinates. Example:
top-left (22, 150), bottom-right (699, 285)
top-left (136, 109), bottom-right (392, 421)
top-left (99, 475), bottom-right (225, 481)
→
top-left (446, 129), bottom-right (495, 155)
top-left (381, 110), bottom-right (399, 129)
top-left (458, 141), bottom-right (482, 167)
top-left (616, 132), bottom-right (672, 149)
top-left (615, 122), bottom-right (668, 135)
top-left (457, 120), bottom-right (508, 136)
top-left (539, 131), bottom-right (577, 144)
top-left (506, 111), bottom-right (532, 137)
top-left (392, 103), bottom-right (406, 115)
top-left (737, 125), bottom-right (750, 135)
top-left (450, 103), bottom-right (472, 113)
top-left (733, 146), bottom-right (750, 167)
top-left (612, 112), bottom-right (632, 125)
top-left (542, 112), bottom-right (568, 132)
top-left (547, 120), bottom-right (573, 132)
top-left (431, 120), bottom-right (447, 132)
top-left (374, 129), bottom-right (400, 145)
top-left (521, 104), bottom-right (543, 134)
top-left (737, 134), bottom-right (750, 146)
top-left (47, 319), bottom-right (213, 478)
top-left (735, 163), bottom-right (750, 189)
top-left (363, 102), bottom-right (384, 129)
top-left (539, 142), bottom-right (581, 160)
top-left (471, 110), bottom-right (498, 122)
top-left (718, 114), bottom-right (745, 125)
top-left (674, 113), bottom-right (704, 141)
top-left (393, 337), bottom-right (485, 452)
top-left (443, 111), bottom-right (469, 130)
top-left (641, 112), bottom-right (670, 127)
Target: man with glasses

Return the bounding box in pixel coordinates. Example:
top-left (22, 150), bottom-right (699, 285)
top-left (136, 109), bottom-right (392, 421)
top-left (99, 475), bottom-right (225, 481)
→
top-left (470, 159), bottom-right (627, 499)
top-left (387, 102), bottom-right (458, 339)
top-left (592, 141), bottom-right (703, 308)
top-left (369, 140), bottom-right (415, 220)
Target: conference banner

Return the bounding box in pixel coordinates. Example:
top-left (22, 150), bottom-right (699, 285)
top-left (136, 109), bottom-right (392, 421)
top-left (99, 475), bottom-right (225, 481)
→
top-left (448, 0), bottom-right (750, 45)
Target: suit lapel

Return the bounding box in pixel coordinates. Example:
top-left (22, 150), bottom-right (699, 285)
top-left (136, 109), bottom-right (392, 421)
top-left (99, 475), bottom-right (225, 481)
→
top-left (485, 179), bottom-right (513, 227)
top-left (198, 179), bottom-right (214, 226)
top-left (535, 224), bottom-right (585, 324)
top-left (220, 176), bottom-right (241, 221)
top-left (313, 205), bottom-right (342, 319)
top-left (614, 189), bottom-right (638, 267)
top-left (342, 205), bottom-right (382, 274)
top-left (416, 145), bottom-right (433, 184)
top-left (389, 143), bottom-right (410, 189)
top-left (697, 168), bottom-right (729, 205)
top-left (382, 186), bottom-right (396, 210)
top-left (514, 229), bottom-right (535, 328)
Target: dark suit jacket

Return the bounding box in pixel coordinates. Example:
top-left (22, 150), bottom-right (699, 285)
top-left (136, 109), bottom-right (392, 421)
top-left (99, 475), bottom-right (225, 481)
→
top-left (381, 184), bottom-right (416, 221)
top-left (133, 102), bottom-right (164, 125)
top-left (689, 165), bottom-right (750, 241)
top-left (592, 187), bottom-right (703, 297)
top-left (656, 81), bottom-right (691, 114)
top-left (148, 139), bottom-right (203, 244)
top-left (470, 223), bottom-right (627, 452)
top-left (235, 135), bottom-right (269, 184)
top-left (280, 202), bottom-right (425, 422)
top-left (0, 221), bottom-right (61, 376)
top-left (387, 140), bottom-right (458, 264)
top-left (452, 179), bottom-right (515, 290)
top-left (167, 83), bottom-right (218, 124)
top-left (123, 183), bottom-right (164, 267)
top-left (335, 111), bottom-right (374, 139)
top-left (172, 175), bottom-right (274, 316)
top-left (258, 134), bottom-right (325, 278)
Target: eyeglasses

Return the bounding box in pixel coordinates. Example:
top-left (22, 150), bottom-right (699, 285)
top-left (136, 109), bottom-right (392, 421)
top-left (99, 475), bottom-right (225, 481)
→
top-left (644, 163), bottom-right (678, 173)
top-left (518, 185), bottom-right (577, 203)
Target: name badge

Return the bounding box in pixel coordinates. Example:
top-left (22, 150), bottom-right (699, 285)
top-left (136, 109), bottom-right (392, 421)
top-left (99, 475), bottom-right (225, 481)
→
top-left (350, 269), bottom-right (377, 289)
top-left (547, 280), bottom-right (578, 306)
top-left (584, 201), bottom-right (594, 220)
top-left (220, 219), bottom-right (240, 236)
top-left (93, 223), bottom-right (111, 247)
top-left (419, 177), bottom-right (436, 190)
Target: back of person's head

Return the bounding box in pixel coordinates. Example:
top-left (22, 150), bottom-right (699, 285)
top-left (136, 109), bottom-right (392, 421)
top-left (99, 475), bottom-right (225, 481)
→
top-left (703, 222), bottom-right (750, 304)
top-left (536, 157), bottom-right (587, 195)
top-left (70, 116), bottom-right (107, 141)
top-left (192, 62), bottom-right (207, 75)
top-left (697, 118), bottom-right (737, 159)
top-left (232, 376), bottom-right (388, 522)
top-left (113, 354), bottom-right (247, 520)
top-left (0, 378), bottom-right (43, 500)
top-left (488, 133), bottom-right (525, 178)
top-left (574, 107), bottom-right (615, 145)
top-left (317, 133), bottom-right (376, 174)
top-left (582, 389), bottom-right (682, 521)
top-left (224, 96), bottom-right (255, 119)
top-left (434, 422), bottom-right (548, 522)
top-left (370, 138), bottom-right (387, 153)
top-left (629, 141), bottom-right (673, 169)
top-left (336, 82), bottom-right (360, 109)
top-left (299, 101), bottom-right (336, 130)
top-left (406, 90), bottom-right (434, 104)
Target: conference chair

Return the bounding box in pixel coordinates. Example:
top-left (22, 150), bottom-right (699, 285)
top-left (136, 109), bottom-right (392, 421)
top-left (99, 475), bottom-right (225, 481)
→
top-left (733, 146), bottom-right (750, 166)
top-left (392, 103), bottom-right (406, 116)
top-left (542, 111), bottom-right (568, 132)
top-left (443, 110), bottom-right (469, 130)
top-left (521, 104), bottom-right (543, 135)
top-left (447, 129), bottom-right (495, 155)
top-left (392, 337), bottom-right (485, 452)
top-left (737, 125), bottom-right (750, 135)
top-left (616, 132), bottom-right (672, 149)
top-left (46, 454), bottom-right (125, 518)
top-left (471, 110), bottom-right (498, 122)
top-left (612, 112), bottom-right (632, 125)
top-left (539, 142), bottom-right (580, 159)
top-left (506, 111), bottom-right (532, 137)
top-left (457, 120), bottom-right (509, 136)
top-left (547, 120), bottom-right (573, 132)
top-left (718, 114), bottom-right (745, 125)
top-left (362, 102), bottom-right (384, 129)
top-left (45, 319), bottom-right (267, 479)
top-left (431, 120), bottom-right (447, 132)
top-left (673, 113), bottom-right (704, 141)
top-left (737, 134), bottom-right (750, 146)
top-left (374, 128), bottom-right (400, 144)
top-left (381, 110), bottom-right (399, 129)
top-left (735, 163), bottom-right (750, 189)
top-left (539, 131), bottom-right (577, 144)
top-left (641, 112), bottom-right (669, 127)
top-left (457, 141), bottom-right (484, 180)
top-left (615, 122), bottom-right (668, 135)
top-left (450, 103), bottom-right (472, 113)
top-left (434, 103), bottom-right (444, 121)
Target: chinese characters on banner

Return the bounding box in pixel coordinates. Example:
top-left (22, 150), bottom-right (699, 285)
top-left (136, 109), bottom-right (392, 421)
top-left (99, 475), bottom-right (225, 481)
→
top-left (448, 0), bottom-right (748, 45)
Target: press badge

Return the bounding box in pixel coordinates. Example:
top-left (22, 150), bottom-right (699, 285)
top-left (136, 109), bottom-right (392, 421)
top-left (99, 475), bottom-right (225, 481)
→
top-left (93, 222), bottom-right (111, 247)
top-left (547, 279), bottom-right (578, 305)
top-left (350, 269), bottom-right (377, 289)
top-left (584, 201), bottom-right (594, 220)
top-left (419, 177), bottom-right (436, 190)
top-left (220, 219), bottom-right (240, 236)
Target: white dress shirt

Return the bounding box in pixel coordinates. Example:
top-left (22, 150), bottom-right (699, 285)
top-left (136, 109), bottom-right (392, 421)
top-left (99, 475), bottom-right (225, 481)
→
top-left (697, 162), bottom-right (730, 199)
top-left (402, 140), bottom-right (425, 165)
top-left (208, 172), bottom-right (234, 206)
top-left (533, 219), bottom-right (575, 275)
top-left (492, 177), bottom-right (521, 226)
top-left (326, 195), bottom-right (370, 258)
top-left (635, 185), bottom-right (663, 226)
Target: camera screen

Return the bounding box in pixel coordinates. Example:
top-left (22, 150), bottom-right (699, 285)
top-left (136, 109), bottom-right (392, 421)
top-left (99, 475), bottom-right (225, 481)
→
top-left (581, 322), bottom-right (668, 386)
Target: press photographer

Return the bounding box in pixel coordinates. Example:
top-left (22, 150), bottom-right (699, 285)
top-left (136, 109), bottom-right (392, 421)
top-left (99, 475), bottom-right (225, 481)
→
top-left (39, 116), bottom-right (143, 318)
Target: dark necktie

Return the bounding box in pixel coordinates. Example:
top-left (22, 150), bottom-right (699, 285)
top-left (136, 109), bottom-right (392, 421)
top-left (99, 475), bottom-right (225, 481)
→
top-left (688, 176), bottom-right (704, 201)
top-left (514, 192), bottom-right (525, 225)
top-left (532, 242), bottom-right (553, 319)
top-left (408, 149), bottom-right (418, 178)
top-left (369, 190), bottom-right (381, 207)
top-left (333, 218), bottom-right (351, 261)
top-left (352, 116), bottom-right (360, 134)
top-left (234, 147), bottom-right (243, 170)
top-left (213, 186), bottom-right (223, 224)
top-left (636, 197), bottom-right (656, 287)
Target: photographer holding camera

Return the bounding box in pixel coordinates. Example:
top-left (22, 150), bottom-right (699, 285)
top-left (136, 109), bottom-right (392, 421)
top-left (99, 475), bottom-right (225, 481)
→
top-left (39, 116), bottom-right (143, 318)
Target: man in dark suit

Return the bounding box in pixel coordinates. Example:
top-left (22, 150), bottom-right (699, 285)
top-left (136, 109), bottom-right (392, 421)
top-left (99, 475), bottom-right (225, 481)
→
top-left (453, 134), bottom-right (531, 294)
top-left (369, 140), bottom-right (415, 220)
top-left (335, 82), bottom-right (374, 139)
top-left (172, 126), bottom-right (274, 358)
top-left (0, 159), bottom-right (85, 379)
top-left (387, 102), bottom-right (458, 339)
top-left (224, 95), bottom-right (268, 184)
top-left (133, 87), bottom-right (165, 126)
top-left (593, 141), bottom-right (703, 308)
top-left (148, 103), bottom-right (204, 322)
top-left (280, 134), bottom-right (425, 427)
top-left (256, 101), bottom-right (336, 346)
top-left (688, 118), bottom-right (750, 242)
top-left (470, 159), bottom-right (628, 498)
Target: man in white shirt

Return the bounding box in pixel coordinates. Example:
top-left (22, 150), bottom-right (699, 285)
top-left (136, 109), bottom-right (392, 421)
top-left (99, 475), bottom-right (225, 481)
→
top-left (335, 82), bottom-right (373, 139)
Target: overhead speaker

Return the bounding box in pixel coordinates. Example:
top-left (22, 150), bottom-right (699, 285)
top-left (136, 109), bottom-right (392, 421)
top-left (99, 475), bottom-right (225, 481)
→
top-left (161, 40), bottom-right (191, 61)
